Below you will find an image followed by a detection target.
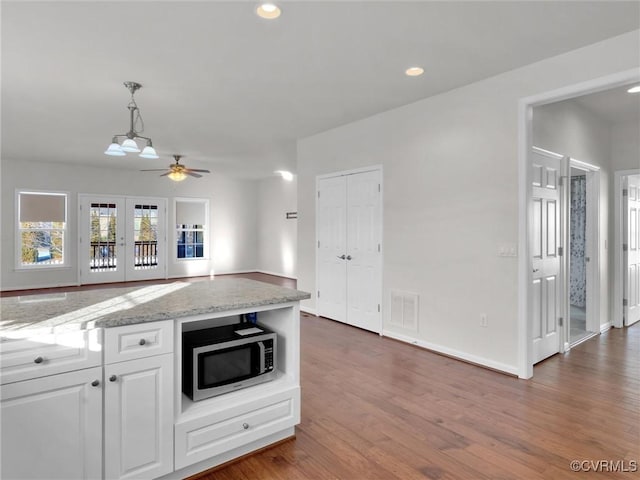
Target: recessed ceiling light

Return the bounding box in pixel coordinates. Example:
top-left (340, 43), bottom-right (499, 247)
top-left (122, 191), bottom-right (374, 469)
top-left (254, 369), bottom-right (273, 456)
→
top-left (256, 3), bottom-right (281, 19)
top-left (627, 85), bottom-right (640, 94)
top-left (405, 67), bottom-right (424, 77)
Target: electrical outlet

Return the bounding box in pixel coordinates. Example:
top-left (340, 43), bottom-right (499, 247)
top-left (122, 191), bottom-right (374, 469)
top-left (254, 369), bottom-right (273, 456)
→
top-left (480, 314), bottom-right (488, 327)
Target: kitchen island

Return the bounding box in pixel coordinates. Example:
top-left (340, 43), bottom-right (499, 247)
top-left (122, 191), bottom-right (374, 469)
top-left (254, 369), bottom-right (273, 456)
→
top-left (0, 278), bottom-right (310, 480)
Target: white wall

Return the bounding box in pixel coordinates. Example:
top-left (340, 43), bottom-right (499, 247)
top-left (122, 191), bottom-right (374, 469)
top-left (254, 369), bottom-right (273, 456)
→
top-left (256, 176), bottom-right (297, 278)
top-left (1, 158), bottom-right (259, 290)
top-left (532, 100), bottom-right (613, 328)
top-left (611, 122), bottom-right (640, 171)
top-left (297, 30), bottom-right (640, 374)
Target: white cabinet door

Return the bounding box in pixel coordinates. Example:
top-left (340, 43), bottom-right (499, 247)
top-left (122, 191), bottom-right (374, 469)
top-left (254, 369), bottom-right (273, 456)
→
top-left (0, 367), bottom-right (102, 480)
top-left (104, 354), bottom-right (173, 480)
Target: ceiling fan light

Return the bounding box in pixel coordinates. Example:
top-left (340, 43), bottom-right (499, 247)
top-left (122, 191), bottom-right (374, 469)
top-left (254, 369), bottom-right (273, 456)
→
top-left (139, 145), bottom-right (159, 159)
top-left (104, 143), bottom-right (126, 156)
top-left (168, 171), bottom-right (187, 182)
top-left (121, 138), bottom-right (140, 153)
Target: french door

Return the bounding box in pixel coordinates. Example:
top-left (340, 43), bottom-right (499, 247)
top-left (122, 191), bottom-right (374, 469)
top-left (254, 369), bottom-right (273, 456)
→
top-left (624, 176), bottom-right (640, 326)
top-left (79, 195), bottom-right (167, 284)
top-left (317, 168), bottom-right (382, 333)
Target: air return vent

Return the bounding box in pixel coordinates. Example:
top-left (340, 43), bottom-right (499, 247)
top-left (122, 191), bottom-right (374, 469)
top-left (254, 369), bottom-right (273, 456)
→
top-left (390, 290), bottom-right (419, 332)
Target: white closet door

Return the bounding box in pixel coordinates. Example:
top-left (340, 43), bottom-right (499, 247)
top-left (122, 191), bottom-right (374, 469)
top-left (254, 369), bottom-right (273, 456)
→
top-left (531, 149), bottom-right (563, 363)
top-left (346, 170), bottom-right (382, 333)
top-left (317, 176), bottom-right (348, 322)
top-left (625, 176), bottom-right (640, 326)
top-left (316, 169), bottom-right (382, 333)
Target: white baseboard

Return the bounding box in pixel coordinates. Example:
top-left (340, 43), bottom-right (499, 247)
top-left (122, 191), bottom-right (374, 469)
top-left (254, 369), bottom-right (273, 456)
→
top-left (382, 329), bottom-right (519, 376)
top-left (600, 322), bottom-right (612, 334)
top-left (1, 281), bottom-right (79, 292)
top-left (300, 306), bottom-right (317, 316)
top-left (255, 270), bottom-right (297, 280)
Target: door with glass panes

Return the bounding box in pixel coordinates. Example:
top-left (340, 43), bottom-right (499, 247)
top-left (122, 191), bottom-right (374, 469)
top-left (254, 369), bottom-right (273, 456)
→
top-left (79, 195), bottom-right (166, 284)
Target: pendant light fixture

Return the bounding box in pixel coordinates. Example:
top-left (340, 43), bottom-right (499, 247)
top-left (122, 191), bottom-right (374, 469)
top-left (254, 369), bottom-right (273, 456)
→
top-left (104, 81), bottom-right (159, 159)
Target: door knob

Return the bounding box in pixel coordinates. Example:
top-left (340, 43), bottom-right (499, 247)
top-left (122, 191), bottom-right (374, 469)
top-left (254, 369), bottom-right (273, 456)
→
top-left (346, 255), bottom-right (352, 261)
top-left (91, 380), bottom-right (100, 387)
top-left (337, 255), bottom-right (346, 260)
top-left (138, 338), bottom-right (146, 346)
top-left (242, 423), bottom-right (249, 430)
top-left (532, 268), bottom-right (539, 273)
top-left (33, 356), bottom-right (44, 364)
top-left (109, 375), bottom-right (117, 382)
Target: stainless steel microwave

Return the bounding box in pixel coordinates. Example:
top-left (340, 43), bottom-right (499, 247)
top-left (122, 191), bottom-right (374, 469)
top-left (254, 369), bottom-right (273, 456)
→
top-left (182, 322), bottom-right (277, 401)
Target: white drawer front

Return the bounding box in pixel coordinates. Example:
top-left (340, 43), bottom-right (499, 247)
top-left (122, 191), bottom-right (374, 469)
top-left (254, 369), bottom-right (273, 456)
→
top-left (104, 320), bottom-right (173, 364)
top-left (175, 386), bottom-right (300, 469)
top-left (0, 329), bottom-right (102, 385)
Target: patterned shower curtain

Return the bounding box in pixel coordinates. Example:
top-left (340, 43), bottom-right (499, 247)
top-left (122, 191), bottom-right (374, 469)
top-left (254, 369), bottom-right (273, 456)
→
top-left (570, 176), bottom-right (587, 307)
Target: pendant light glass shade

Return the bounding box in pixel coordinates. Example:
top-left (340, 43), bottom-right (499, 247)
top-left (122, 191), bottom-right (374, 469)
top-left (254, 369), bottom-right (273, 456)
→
top-left (104, 143), bottom-right (126, 156)
top-left (139, 145), bottom-right (159, 159)
top-left (121, 138), bottom-right (141, 153)
top-left (168, 171), bottom-right (187, 182)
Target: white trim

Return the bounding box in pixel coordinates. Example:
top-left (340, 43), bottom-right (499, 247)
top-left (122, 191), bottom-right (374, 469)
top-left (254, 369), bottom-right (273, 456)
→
top-left (300, 306), bottom-right (317, 316)
top-left (600, 322), bottom-right (612, 334)
top-left (14, 189), bottom-right (70, 271)
top-left (173, 197), bottom-right (210, 264)
top-left (382, 330), bottom-right (518, 376)
top-left (316, 164), bottom-right (383, 181)
top-left (0, 281), bottom-right (79, 292)
top-left (254, 270), bottom-right (297, 280)
top-left (613, 169), bottom-right (640, 328)
top-left (518, 68), bottom-right (640, 380)
top-left (568, 158), bottom-right (601, 338)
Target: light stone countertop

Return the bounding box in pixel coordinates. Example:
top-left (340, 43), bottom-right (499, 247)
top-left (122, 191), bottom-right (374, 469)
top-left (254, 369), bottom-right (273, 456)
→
top-left (0, 278), bottom-right (310, 335)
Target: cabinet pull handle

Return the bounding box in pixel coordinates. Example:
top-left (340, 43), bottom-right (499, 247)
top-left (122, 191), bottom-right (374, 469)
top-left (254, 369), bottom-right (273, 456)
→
top-left (337, 254), bottom-right (346, 260)
top-left (346, 255), bottom-right (352, 261)
top-left (138, 339), bottom-right (146, 346)
top-left (34, 356), bottom-right (44, 364)
top-left (91, 380), bottom-right (100, 387)
top-left (242, 423), bottom-right (249, 430)
top-left (109, 375), bottom-right (117, 382)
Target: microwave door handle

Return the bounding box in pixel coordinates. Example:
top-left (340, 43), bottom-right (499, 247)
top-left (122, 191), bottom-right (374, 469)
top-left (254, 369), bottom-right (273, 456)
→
top-left (257, 341), bottom-right (266, 374)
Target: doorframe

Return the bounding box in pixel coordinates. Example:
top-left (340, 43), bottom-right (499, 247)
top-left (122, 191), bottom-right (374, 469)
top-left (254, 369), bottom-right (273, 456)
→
top-left (613, 168), bottom-right (640, 328)
top-left (567, 158), bottom-right (601, 346)
top-left (517, 67), bottom-right (640, 379)
top-left (315, 165), bottom-right (383, 331)
top-left (78, 193), bottom-right (168, 284)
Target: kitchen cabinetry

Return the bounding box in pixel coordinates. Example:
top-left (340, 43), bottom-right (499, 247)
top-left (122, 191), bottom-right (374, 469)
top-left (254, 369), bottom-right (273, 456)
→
top-left (104, 321), bottom-right (174, 480)
top-left (0, 367), bottom-right (102, 480)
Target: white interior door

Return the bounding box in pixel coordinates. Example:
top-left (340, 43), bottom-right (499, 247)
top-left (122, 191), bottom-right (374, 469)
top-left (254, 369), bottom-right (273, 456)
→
top-left (346, 170), bottom-right (382, 332)
top-left (531, 149), bottom-right (563, 363)
top-left (80, 195), bottom-right (166, 284)
top-left (317, 176), bottom-right (348, 322)
top-left (624, 176), bottom-right (640, 326)
top-left (317, 169), bottom-right (382, 333)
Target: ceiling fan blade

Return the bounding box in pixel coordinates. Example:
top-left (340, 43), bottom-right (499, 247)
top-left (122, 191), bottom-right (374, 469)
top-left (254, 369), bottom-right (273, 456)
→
top-left (186, 172), bottom-right (203, 178)
top-left (140, 169), bottom-right (169, 172)
top-left (160, 172), bottom-right (171, 177)
top-left (186, 168), bottom-right (211, 173)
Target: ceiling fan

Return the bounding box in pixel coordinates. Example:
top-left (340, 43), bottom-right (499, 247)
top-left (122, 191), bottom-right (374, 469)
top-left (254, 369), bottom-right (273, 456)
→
top-left (141, 155), bottom-right (210, 182)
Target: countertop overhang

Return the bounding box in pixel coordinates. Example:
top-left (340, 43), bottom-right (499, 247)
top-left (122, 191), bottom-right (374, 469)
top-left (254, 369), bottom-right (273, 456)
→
top-left (0, 278), bottom-right (310, 334)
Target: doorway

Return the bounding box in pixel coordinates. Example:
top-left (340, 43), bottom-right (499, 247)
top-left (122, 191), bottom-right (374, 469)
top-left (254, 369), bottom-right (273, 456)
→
top-left (568, 164), bottom-right (599, 345)
top-left (78, 195), bottom-right (167, 284)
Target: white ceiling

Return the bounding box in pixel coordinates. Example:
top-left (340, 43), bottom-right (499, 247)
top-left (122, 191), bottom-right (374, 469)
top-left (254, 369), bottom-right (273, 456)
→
top-left (572, 84), bottom-right (640, 125)
top-left (2, 1), bottom-right (639, 179)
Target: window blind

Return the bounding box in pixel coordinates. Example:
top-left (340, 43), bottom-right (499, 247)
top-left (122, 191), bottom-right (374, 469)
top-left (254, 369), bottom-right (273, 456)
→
top-left (19, 193), bottom-right (66, 223)
top-left (176, 201), bottom-right (205, 226)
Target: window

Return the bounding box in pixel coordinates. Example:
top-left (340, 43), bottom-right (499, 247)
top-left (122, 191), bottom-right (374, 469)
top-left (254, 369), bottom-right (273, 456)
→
top-left (175, 198), bottom-right (208, 260)
top-left (17, 191), bottom-right (67, 268)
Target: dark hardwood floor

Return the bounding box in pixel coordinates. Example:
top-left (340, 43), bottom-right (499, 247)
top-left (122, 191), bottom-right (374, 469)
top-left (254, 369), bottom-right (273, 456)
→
top-left (200, 313), bottom-right (640, 479)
